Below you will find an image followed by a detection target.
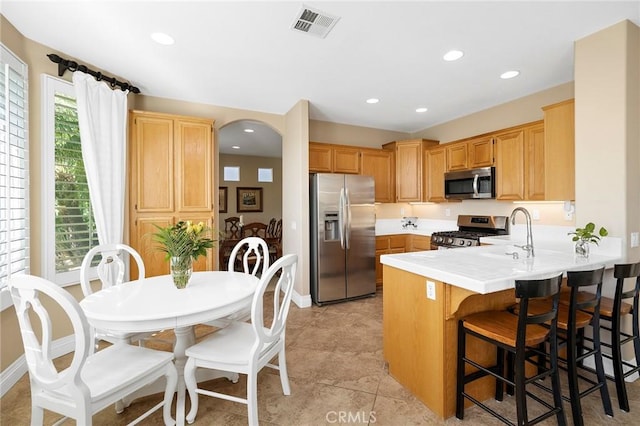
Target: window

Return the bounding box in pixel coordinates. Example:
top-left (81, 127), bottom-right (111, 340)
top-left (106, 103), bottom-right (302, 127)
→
top-left (258, 168), bottom-right (273, 182)
top-left (42, 75), bottom-right (98, 285)
top-left (223, 166), bottom-right (240, 181)
top-left (0, 45), bottom-right (29, 309)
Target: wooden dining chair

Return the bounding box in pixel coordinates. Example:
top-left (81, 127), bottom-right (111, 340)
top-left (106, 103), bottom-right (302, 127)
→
top-left (224, 216), bottom-right (242, 239)
top-left (184, 254), bottom-right (298, 426)
top-left (8, 274), bottom-right (178, 426)
top-left (266, 218), bottom-right (277, 238)
top-left (268, 218), bottom-right (283, 263)
top-left (241, 222), bottom-right (268, 238)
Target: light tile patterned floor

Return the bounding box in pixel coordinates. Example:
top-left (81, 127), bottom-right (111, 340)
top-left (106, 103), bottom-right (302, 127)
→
top-left (2, 287), bottom-right (639, 425)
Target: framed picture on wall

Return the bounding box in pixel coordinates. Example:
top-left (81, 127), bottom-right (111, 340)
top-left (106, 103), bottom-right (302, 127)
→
top-left (237, 187), bottom-right (263, 212)
top-left (219, 187), bottom-right (228, 213)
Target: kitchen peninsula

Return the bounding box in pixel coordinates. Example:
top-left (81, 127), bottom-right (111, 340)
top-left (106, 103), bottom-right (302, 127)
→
top-left (380, 244), bottom-right (621, 419)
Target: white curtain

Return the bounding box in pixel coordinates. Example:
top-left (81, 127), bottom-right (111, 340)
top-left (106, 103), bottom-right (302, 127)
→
top-left (73, 72), bottom-right (128, 245)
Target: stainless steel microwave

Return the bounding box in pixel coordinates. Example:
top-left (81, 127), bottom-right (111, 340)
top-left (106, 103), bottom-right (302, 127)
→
top-left (444, 167), bottom-right (495, 199)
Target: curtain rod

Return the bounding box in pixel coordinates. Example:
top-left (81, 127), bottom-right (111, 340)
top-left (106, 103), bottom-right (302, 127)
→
top-left (47, 53), bottom-right (141, 94)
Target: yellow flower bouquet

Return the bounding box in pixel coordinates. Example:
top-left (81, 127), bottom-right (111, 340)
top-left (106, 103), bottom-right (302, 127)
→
top-left (153, 221), bottom-right (215, 288)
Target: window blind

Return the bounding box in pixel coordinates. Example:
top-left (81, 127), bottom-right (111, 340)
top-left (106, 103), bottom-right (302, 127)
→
top-left (0, 44), bottom-right (29, 293)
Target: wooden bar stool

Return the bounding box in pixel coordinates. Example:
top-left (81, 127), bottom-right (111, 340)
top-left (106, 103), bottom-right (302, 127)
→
top-left (529, 267), bottom-right (612, 425)
top-left (566, 262), bottom-right (640, 412)
top-left (456, 273), bottom-right (566, 426)
top-left (608, 262), bottom-right (640, 412)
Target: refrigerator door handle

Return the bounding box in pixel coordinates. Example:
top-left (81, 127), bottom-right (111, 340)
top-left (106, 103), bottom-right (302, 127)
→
top-left (345, 187), bottom-right (351, 249)
top-left (339, 187), bottom-right (346, 249)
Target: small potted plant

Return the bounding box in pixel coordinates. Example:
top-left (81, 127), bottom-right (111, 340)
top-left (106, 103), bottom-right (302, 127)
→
top-left (568, 222), bottom-right (608, 258)
top-left (153, 221), bottom-right (215, 288)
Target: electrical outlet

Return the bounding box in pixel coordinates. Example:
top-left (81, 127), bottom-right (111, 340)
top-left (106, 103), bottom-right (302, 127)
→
top-left (564, 211), bottom-right (573, 221)
top-left (400, 207), bottom-right (405, 216)
top-left (426, 280), bottom-right (436, 300)
top-left (532, 209), bottom-right (540, 220)
top-left (631, 232), bottom-right (639, 248)
top-left (445, 208), bottom-right (451, 217)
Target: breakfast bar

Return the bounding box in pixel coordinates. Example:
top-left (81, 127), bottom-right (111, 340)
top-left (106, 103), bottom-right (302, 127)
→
top-left (380, 244), bottom-right (621, 419)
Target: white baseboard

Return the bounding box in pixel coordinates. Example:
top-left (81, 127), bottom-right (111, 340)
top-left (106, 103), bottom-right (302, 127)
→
top-left (292, 288), bottom-right (312, 308)
top-left (1, 335), bottom-right (76, 398)
top-left (582, 355), bottom-right (639, 382)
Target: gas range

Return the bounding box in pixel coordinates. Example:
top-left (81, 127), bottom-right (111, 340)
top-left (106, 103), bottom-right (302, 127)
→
top-left (431, 215), bottom-right (509, 250)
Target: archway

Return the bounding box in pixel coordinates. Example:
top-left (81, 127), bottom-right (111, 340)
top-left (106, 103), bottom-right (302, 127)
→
top-left (217, 119), bottom-right (283, 262)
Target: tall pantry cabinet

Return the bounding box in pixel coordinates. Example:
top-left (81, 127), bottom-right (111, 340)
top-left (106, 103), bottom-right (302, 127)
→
top-left (129, 110), bottom-right (216, 279)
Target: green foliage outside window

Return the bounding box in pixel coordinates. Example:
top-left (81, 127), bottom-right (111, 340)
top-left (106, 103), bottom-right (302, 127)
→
top-left (54, 92), bottom-right (98, 273)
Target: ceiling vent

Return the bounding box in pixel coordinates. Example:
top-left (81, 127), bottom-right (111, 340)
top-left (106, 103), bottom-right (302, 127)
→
top-left (291, 5), bottom-right (340, 38)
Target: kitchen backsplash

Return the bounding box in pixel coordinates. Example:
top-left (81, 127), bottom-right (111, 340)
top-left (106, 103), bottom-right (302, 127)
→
top-left (375, 200), bottom-right (575, 226)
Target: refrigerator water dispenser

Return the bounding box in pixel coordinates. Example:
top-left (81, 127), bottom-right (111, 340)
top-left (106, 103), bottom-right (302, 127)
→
top-left (324, 212), bottom-right (339, 241)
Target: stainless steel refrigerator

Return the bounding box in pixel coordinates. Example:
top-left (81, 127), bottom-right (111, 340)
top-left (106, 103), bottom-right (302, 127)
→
top-left (310, 173), bottom-right (376, 305)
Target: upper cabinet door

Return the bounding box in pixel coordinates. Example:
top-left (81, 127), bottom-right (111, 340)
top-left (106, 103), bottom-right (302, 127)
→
top-left (333, 146), bottom-right (360, 174)
top-left (309, 142), bottom-right (333, 173)
top-left (425, 147), bottom-right (447, 202)
top-left (361, 149), bottom-right (395, 203)
top-left (525, 123), bottom-right (545, 201)
top-left (175, 119), bottom-right (213, 212)
top-left (395, 141), bottom-right (423, 202)
top-left (131, 114), bottom-right (174, 213)
top-left (543, 99), bottom-right (575, 201)
top-left (446, 142), bottom-right (468, 171)
top-left (468, 136), bottom-right (494, 168)
top-left (495, 129), bottom-right (525, 200)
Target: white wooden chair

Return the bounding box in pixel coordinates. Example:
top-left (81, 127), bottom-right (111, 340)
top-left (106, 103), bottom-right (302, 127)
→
top-left (184, 254), bottom-right (298, 426)
top-left (8, 274), bottom-right (178, 426)
top-left (228, 236), bottom-right (270, 277)
top-left (80, 243), bottom-right (156, 348)
top-left (206, 237), bottom-right (270, 328)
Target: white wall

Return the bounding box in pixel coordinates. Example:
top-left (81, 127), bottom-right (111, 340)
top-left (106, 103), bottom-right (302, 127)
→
top-left (575, 20), bottom-right (640, 261)
top-left (284, 100), bottom-right (312, 306)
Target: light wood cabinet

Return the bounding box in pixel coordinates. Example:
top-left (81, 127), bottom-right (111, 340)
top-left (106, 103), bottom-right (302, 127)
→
top-left (425, 147), bottom-right (447, 202)
top-left (446, 142), bottom-right (468, 171)
top-left (495, 122), bottom-right (545, 201)
top-left (333, 146), bottom-right (360, 174)
top-left (375, 235), bottom-right (407, 286)
top-left (383, 139), bottom-right (439, 202)
top-left (129, 110), bottom-right (215, 278)
top-left (409, 235), bottom-right (431, 251)
top-left (309, 142), bottom-right (360, 174)
top-left (543, 99), bottom-right (575, 200)
top-left (495, 129), bottom-right (525, 200)
top-left (361, 148), bottom-right (395, 203)
top-left (525, 123), bottom-right (545, 200)
top-left (468, 136), bottom-right (494, 168)
top-left (309, 142), bottom-right (333, 173)
top-left (309, 142), bottom-right (394, 203)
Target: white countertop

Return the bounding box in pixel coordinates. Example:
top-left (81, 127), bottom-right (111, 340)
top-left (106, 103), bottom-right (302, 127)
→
top-left (380, 243), bottom-right (622, 295)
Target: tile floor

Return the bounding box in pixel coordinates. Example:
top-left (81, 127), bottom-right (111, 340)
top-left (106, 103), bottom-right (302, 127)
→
top-left (2, 287), bottom-right (639, 425)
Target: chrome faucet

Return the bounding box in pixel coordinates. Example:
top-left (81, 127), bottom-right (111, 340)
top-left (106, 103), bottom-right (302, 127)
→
top-left (510, 207), bottom-right (535, 258)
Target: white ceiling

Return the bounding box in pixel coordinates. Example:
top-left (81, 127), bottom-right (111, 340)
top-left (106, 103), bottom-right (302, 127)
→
top-left (3, 1), bottom-right (639, 157)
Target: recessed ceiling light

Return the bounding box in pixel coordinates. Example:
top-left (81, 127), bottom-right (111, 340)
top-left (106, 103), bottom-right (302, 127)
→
top-left (500, 70), bottom-right (520, 79)
top-left (416, 107), bottom-right (428, 113)
top-left (232, 145), bottom-right (241, 150)
top-left (366, 98), bottom-right (379, 104)
top-left (243, 128), bottom-right (254, 133)
top-left (443, 50), bottom-right (464, 61)
top-left (151, 32), bottom-right (175, 45)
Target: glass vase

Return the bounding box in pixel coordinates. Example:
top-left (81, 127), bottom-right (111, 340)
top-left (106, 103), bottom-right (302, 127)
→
top-left (170, 256), bottom-right (193, 289)
top-left (575, 240), bottom-right (590, 258)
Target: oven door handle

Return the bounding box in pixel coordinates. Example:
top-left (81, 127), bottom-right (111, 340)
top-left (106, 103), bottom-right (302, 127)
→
top-left (472, 174), bottom-right (479, 197)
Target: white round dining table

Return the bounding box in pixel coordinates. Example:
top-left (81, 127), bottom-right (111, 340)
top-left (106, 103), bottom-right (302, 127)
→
top-left (80, 271), bottom-right (259, 426)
